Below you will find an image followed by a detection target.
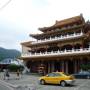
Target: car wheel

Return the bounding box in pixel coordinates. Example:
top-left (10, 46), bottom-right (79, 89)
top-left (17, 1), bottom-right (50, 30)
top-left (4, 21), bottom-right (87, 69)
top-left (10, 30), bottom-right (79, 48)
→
top-left (60, 81), bottom-right (66, 87)
top-left (40, 79), bottom-right (45, 85)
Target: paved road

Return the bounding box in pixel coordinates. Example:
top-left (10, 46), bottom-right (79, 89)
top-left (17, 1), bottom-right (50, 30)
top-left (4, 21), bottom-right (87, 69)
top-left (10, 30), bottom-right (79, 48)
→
top-left (0, 80), bottom-right (14, 90)
top-left (0, 72), bottom-right (90, 90)
top-left (0, 84), bottom-right (10, 90)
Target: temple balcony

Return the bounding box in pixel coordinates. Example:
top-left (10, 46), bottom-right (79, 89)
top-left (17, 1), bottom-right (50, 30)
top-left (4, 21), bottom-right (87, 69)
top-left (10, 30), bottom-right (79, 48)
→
top-left (31, 31), bottom-right (83, 44)
top-left (22, 47), bottom-right (90, 58)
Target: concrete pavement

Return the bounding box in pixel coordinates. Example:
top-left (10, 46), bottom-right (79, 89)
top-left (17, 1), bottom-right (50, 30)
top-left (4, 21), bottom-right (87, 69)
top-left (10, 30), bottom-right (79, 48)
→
top-left (0, 72), bottom-right (90, 90)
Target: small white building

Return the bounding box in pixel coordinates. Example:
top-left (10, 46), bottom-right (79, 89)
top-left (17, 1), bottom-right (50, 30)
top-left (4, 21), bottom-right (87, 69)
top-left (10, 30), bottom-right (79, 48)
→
top-left (0, 58), bottom-right (23, 69)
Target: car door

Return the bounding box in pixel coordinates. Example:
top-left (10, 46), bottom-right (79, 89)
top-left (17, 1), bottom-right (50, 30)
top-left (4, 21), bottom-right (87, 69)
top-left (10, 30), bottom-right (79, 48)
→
top-left (52, 73), bottom-right (62, 84)
top-left (45, 73), bottom-right (62, 84)
top-left (45, 73), bottom-right (58, 84)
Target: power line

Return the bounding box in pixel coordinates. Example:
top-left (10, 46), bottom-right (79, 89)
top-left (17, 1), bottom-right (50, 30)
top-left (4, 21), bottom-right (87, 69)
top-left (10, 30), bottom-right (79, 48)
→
top-left (0, 0), bottom-right (12, 10)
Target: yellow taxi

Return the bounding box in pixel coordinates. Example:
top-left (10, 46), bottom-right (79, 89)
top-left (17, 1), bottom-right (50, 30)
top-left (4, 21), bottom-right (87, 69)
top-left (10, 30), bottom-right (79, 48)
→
top-left (39, 72), bottom-right (75, 86)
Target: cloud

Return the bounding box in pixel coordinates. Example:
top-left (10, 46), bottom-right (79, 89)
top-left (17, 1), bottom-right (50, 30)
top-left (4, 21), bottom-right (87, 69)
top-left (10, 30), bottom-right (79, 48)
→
top-left (0, 0), bottom-right (90, 50)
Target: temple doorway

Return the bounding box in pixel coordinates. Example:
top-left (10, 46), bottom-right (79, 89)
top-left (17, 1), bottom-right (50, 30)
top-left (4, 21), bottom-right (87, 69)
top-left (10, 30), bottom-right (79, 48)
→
top-left (68, 60), bottom-right (74, 74)
top-left (54, 61), bottom-right (61, 72)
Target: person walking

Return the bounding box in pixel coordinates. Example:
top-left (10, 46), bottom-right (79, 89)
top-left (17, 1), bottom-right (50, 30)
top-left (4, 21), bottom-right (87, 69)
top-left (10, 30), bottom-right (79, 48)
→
top-left (4, 69), bottom-right (10, 80)
top-left (3, 69), bottom-right (6, 80)
top-left (16, 69), bottom-right (20, 80)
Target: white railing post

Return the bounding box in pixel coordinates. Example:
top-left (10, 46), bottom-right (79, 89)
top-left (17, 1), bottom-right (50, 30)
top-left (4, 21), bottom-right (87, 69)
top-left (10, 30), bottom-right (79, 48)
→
top-left (37, 40), bottom-right (38, 43)
top-left (58, 50), bottom-right (60, 53)
top-left (80, 48), bottom-right (83, 51)
top-left (31, 32), bottom-right (84, 44)
top-left (74, 32), bottom-right (76, 36)
top-left (22, 47), bottom-right (90, 57)
top-left (51, 51), bottom-right (53, 54)
top-left (81, 30), bottom-right (83, 35)
top-left (72, 48), bottom-right (74, 52)
top-left (60, 35), bottom-right (62, 39)
top-left (66, 34), bottom-right (68, 37)
top-left (50, 37), bottom-right (51, 40)
top-left (88, 43), bottom-right (90, 48)
top-left (45, 51), bottom-right (47, 54)
top-left (40, 52), bottom-right (41, 55)
top-left (64, 49), bottom-right (66, 52)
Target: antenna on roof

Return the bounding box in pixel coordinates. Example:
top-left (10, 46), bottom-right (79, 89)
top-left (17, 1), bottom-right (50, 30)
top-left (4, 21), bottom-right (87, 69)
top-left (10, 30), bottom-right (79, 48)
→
top-left (56, 20), bottom-right (58, 24)
top-left (80, 13), bottom-right (85, 23)
top-left (80, 13), bottom-right (83, 17)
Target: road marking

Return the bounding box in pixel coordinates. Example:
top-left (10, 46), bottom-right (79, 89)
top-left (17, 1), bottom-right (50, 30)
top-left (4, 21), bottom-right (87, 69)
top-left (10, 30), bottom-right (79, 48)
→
top-left (0, 80), bottom-right (14, 90)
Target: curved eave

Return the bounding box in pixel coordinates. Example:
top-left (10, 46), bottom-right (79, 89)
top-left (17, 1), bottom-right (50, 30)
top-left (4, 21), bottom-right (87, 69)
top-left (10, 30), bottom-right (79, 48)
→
top-left (30, 24), bottom-right (84, 40)
top-left (39, 15), bottom-right (85, 32)
top-left (30, 35), bottom-right (86, 47)
top-left (21, 41), bottom-right (32, 47)
top-left (30, 31), bottom-right (56, 39)
top-left (30, 34), bottom-right (42, 39)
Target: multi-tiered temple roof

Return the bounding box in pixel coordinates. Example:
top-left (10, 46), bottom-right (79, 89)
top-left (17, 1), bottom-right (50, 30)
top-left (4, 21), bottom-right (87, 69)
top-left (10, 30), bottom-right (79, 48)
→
top-left (30, 15), bottom-right (85, 39)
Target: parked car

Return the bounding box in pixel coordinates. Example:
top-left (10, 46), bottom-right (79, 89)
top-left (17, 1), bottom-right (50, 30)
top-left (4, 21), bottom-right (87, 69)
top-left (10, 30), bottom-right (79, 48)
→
top-left (39, 72), bottom-right (75, 86)
top-left (72, 71), bottom-right (90, 79)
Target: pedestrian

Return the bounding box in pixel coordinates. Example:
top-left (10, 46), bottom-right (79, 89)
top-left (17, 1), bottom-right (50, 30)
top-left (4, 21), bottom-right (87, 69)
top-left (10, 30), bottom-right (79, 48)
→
top-left (4, 69), bottom-right (10, 80)
top-left (3, 69), bottom-right (6, 80)
top-left (16, 69), bottom-right (20, 80)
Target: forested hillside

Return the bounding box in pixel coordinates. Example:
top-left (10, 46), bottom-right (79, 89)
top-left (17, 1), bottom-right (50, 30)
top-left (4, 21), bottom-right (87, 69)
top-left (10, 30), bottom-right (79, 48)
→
top-left (0, 47), bottom-right (21, 61)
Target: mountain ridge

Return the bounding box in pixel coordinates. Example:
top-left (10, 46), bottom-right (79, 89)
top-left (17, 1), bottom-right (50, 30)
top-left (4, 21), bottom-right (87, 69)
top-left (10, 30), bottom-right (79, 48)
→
top-left (0, 47), bottom-right (21, 61)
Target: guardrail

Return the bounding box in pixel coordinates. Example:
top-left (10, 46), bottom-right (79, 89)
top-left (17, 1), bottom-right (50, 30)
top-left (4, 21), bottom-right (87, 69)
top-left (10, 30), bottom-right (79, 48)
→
top-left (22, 47), bottom-right (90, 58)
top-left (31, 32), bottom-right (83, 44)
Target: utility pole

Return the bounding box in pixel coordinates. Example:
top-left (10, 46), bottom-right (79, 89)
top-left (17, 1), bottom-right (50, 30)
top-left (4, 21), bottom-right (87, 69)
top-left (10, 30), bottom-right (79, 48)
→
top-left (0, 0), bottom-right (12, 10)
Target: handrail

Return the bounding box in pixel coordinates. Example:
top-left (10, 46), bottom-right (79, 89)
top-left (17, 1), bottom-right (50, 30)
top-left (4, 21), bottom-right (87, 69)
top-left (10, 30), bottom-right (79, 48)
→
top-left (31, 32), bottom-right (83, 44)
top-left (22, 47), bottom-right (90, 57)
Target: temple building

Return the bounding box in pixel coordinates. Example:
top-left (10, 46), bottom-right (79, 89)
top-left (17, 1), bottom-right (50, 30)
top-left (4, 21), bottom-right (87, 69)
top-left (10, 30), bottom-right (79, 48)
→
top-left (21, 14), bottom-right (90, 74)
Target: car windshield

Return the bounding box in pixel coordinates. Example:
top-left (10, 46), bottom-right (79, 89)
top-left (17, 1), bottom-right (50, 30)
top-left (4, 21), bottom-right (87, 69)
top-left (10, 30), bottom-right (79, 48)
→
top-left (79, 71), bottom-right (90, 74)
top-left (47, 72), bottom-right (70, 77)
top-left (61, 72), bottom-right (70, 76)
top-left (54, 73), bottom-right (62, 76)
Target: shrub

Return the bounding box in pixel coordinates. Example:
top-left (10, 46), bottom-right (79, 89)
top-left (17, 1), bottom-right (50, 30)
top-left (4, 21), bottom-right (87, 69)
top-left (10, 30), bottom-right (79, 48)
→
top-left (8, 64), bottom-right (24, 72)
top-left (80, 64), bottom-right (90, 71)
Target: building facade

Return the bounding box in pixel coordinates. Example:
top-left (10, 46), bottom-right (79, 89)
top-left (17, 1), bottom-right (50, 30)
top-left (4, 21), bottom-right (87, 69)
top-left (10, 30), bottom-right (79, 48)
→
top-left (21, 15), bottom-right (90, 74)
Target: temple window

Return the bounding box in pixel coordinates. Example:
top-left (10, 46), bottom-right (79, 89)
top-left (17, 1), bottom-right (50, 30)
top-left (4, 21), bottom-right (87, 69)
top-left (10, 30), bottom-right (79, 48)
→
top-left (74, 44), bottom-right (81, 49)
top-left (61, 44), bottom-right (72, 51)
top-left (84, 43), bottom-right (89, 48)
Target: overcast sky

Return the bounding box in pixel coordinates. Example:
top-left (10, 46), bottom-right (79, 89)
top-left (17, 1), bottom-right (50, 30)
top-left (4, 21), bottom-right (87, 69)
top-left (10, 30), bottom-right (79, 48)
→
top-left (0, 0), bottom-right (90, 51)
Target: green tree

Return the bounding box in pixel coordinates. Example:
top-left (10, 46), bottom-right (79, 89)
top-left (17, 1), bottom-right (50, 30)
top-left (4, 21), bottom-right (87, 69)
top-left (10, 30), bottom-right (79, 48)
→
top-left (80, 64), bottom-right (90, 71)
top-left (8, 64), bottom-right (24, 72)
